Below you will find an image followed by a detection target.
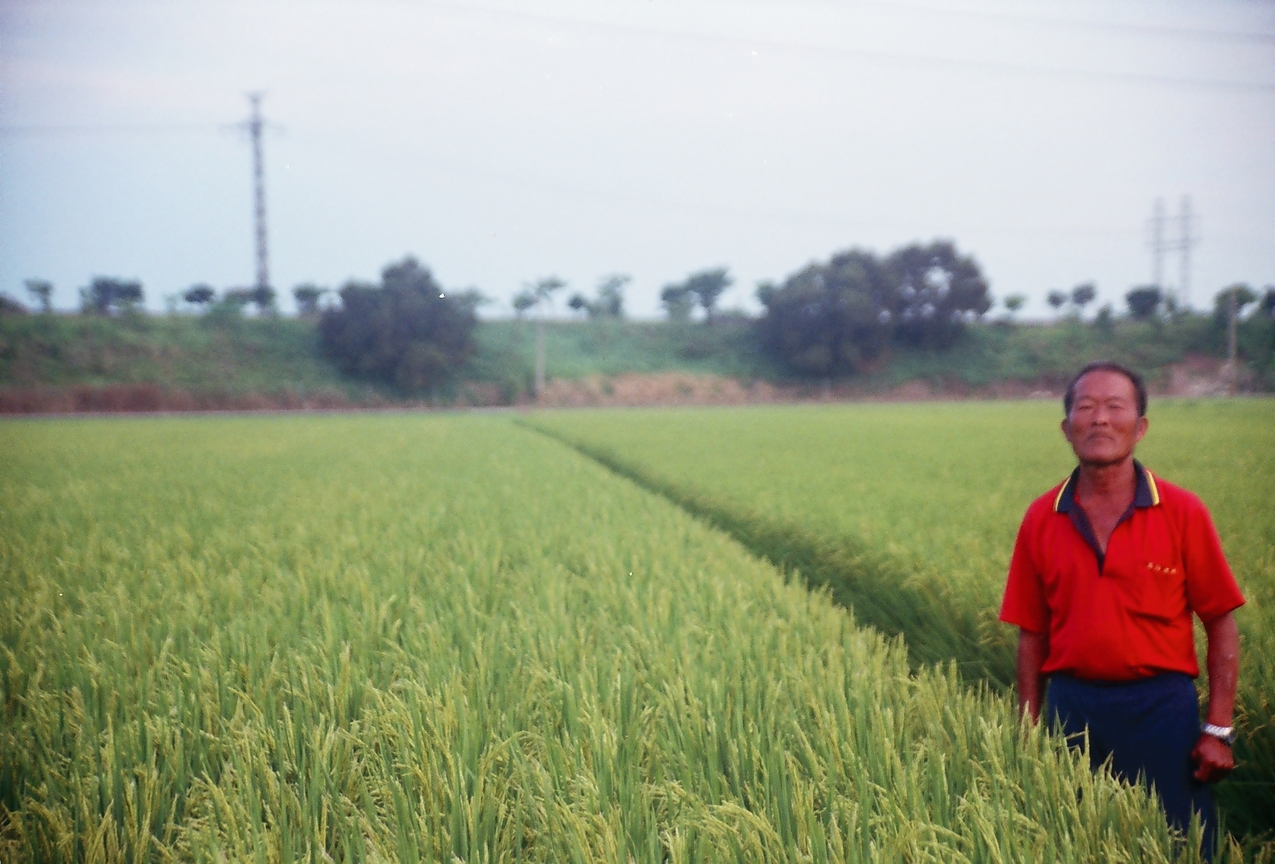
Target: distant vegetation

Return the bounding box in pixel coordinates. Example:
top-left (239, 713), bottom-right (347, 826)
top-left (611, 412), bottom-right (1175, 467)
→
top-left (2, 250), bottom-right (1272, 410)
top-left (318, 257), bottom-right (482, 393)
top-left (756, 241), bottom-right (991, 376)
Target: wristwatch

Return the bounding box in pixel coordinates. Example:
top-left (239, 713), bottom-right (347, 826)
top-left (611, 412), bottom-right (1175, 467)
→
top-left (1202, 723), bottom-right (1236, 745)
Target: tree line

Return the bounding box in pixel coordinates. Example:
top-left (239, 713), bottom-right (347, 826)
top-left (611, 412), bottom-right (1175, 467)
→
top-left (755, 241), bottom-right (993, 376)
top-left (8, 243), bottom-right (1274, 394)
top-left (9, 278), bottom-right (314, 318)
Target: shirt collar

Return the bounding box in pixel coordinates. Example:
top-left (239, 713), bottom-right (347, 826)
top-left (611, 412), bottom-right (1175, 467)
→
top-left (1054, 459), bottom-right (1160, 513)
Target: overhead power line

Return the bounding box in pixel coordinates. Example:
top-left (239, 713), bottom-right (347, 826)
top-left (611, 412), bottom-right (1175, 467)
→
top-left (422, 0), bottom-right (1275, 45)
top-left (420, 0), bottom-right (1275, 94)
top-left (1, 8), bottom-right (1271, 117)
top-left (859, 0), bottom-right (1275, 45)
top-left (0, 122), bottom-right (225, 136)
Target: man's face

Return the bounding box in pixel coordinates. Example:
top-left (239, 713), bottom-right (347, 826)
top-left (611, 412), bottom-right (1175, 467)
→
top-left (1061, 370), bottom-right (1148, 467)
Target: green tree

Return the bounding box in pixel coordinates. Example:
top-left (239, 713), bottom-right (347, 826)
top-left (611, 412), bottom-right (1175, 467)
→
top-left (684, 268), bottom-right (732, 324)
top-left (512, 290), bottom-right (537, 318)
top-left (319, 256), bottom-right (480, 393)
top-left (184, 285), bottom-right (216, 307)
top-left (223, 288), bottom-right (255, 312)
top-left (80, 277), bottom-right (143, 315)
top-left (1125, 286), bottom-right (1163, 320)
top-left (1212, 284), bottom-right (1258, 352)
top-left (1260, 286), bottom-right (1275, 318)
top-left (1003, 294), bottom-right (1026, 319)
top-left (592, 274), bottom-right (629, 319)
top-left (1046, 290), bottom-right (1068, 314)
top-left (1095, 303), bottom-right (1115, 335)
top-left (293, 284), bottom-right (327, 318)
top-left (756, 249), bottom-right (892, 376)
top-left (0, 294), bottom-right (27, 315)
top-left (1213, 284), bottom-right (1257, 322)
top-left (1071, 282), bottom-right (1096, 315)
top-left (531, 276), bottom-right (565, 311)
top-left (661, 284), bottom-right (694, 322)
top-left (567, 293), bottom-right (590, 317)
top-left (884, 241), bottom-right (990, 348)
top-left (25, 279), bottom-right (53, 313)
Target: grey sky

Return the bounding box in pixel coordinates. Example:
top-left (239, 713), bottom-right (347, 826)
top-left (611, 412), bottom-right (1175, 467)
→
top-left (2, 0), bottom-right (1273, 319)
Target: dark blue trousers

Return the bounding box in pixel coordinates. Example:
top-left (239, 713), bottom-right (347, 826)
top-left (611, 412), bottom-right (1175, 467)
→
top-left (1047, 673), bottom-right (1215, 855)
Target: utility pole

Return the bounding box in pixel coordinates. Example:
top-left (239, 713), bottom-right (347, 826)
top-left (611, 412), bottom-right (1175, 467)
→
top-left (1176, 195), bottom-right (1199, 311)
top-left (1226, 284), bottom-right (1239, 395)
top-left (535, 313), bottom-right (546, 398)
top-left (245, 92), bottom-right (270, 295)
top-left (528, 276), bottom-right (564, 400)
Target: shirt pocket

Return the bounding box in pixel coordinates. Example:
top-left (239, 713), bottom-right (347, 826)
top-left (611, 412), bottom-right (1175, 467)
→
top-left (1125, 559), bottom-right (1188, 621)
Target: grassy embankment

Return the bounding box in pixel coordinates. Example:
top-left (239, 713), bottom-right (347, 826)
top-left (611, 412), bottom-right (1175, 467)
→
top-left (0, 311), bottom-right (366, 410)
top-left (1, 308), bottom-right (1269, 410)
top-left (527, 399), bottom-right (1275, 841)
top-left (0, 413), bottom-right (1227, 861)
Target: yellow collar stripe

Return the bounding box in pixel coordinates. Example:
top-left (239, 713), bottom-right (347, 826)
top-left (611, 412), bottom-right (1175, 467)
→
top-left (1053, 476), bottom-right (1072, 512)
top-left (1145, 469), bottom-right (1161, 506)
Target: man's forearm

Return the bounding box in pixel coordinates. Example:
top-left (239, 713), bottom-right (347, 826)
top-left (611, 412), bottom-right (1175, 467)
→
top-left (1203, 611), bottom-right (1239, 727)
top-left (1016, 628), bottom-right (1049, 722)
top-left (1192, 610), bottom-right (1240, 784)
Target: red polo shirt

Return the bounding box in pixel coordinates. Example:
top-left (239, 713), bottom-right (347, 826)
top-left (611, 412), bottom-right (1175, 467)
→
top-left (999, 461), bottom-right (1244, 681)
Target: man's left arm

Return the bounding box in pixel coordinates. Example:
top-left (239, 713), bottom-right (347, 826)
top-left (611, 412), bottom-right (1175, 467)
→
top-left (1192, 610), bottom-right (1239, 783)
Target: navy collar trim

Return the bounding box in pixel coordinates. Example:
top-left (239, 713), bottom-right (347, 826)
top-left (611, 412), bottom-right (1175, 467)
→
top-left (1054, 460), bottom-right (1159, 514)
top-left (1053, 460), bottom-right (1158, 573)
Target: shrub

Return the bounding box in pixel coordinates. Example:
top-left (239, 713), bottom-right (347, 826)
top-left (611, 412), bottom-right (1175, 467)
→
top-left (320, 257), bottom-right (480, 393)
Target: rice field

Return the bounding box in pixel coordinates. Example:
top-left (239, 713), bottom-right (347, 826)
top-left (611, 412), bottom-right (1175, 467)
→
top-left (1, 409), bottom-right (1270, 862)
top-left (528, 398), bottom-right (1275, 841)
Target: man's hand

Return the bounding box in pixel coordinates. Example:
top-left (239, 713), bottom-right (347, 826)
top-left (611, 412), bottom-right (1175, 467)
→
top-left (1195, 611), bottom-right (1240, 784)
top-left (1192, 733), bottom-right (1234, 783)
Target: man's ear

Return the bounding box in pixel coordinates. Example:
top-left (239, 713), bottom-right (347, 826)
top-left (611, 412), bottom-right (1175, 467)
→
top-left (1060, 416), bottom-right (1073, 444)
top-left (1134, 414), bottom-right (1149, 444)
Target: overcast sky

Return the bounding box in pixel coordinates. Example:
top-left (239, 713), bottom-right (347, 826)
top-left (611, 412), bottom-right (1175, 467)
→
top-left (2, 0), bottom-right (1273, 319)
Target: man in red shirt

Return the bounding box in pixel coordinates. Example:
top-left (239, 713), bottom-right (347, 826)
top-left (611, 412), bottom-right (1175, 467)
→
top-left (1000, 361), bottom-right (1244, 853)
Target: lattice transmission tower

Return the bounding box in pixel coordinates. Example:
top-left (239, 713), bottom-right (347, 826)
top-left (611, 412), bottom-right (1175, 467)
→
top-left (1145, 196), bottom-right (1199, 310)
top-left (1175, 195), bottom-right (1199, 311)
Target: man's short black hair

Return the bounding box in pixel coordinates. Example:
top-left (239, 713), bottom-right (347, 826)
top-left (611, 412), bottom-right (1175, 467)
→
top-left (1064, 361), bottom-right (1148, 417)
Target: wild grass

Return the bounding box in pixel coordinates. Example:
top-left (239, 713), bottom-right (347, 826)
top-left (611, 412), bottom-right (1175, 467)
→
top-left (0, 311), bottom-right (359, 396)
top-left (0, 413), bottom-right (1235, 861)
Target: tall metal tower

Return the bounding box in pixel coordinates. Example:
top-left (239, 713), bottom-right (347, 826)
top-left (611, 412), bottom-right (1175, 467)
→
top-left (1146, 197), bottom-right (1166, 292)
top-left (1145, 196), bottom-right (1200, 310)
top-left (1176, 195), bottom-right (1199, 311)
top-left (245, 92), bottom-right (269, 293)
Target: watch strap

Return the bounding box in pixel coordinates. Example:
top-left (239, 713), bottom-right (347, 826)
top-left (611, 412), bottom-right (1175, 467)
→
top-left (1202, 723), bottom-right (1235, 745)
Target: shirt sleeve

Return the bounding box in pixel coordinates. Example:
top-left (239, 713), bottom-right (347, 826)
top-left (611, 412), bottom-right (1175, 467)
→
top-left (1000, 507), bottom-right (1049, 633)
top-left (1181, 495), bottom-right (1245, 622)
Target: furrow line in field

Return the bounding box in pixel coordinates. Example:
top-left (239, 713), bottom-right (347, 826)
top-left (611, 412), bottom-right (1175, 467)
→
top-left (523, 413), bottom-right (1275, 845)
top-left (521, 419), bottom-right (1016, 689)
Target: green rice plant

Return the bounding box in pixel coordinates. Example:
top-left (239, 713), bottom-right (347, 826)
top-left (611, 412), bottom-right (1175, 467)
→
top-left (527, 398), bottom-right (1275, 839)
top-left (0, 414), bottom-right (1238, 861)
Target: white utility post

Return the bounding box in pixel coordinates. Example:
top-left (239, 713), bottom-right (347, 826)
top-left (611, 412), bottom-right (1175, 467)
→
top-left (1226, 285), bottom-right (1239, 396)
top-left (529, 276), bottom-right (565, 399)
